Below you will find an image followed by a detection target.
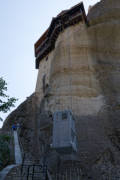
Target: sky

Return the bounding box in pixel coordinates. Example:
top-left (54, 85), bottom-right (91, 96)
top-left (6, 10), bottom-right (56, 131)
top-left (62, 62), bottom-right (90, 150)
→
top-left (0, 0), bottom-right (99, 128)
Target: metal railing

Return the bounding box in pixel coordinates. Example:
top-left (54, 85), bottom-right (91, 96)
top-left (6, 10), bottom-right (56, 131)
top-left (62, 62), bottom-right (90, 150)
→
top-left (5, 164), bottom-right (48, 180)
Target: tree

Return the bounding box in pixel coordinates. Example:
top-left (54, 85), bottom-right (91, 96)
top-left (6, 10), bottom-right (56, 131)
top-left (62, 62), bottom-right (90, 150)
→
top-left (0, 77), bottom-right (17, 121)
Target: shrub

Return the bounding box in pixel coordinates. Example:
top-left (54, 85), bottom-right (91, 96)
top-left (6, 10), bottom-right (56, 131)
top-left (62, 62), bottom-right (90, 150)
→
top-left (0, 135), bottom-right (11, 170)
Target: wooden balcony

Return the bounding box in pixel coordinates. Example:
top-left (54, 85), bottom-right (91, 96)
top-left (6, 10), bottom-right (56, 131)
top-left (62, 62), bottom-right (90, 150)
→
top-left (35, 2), bottom-right (88, 69)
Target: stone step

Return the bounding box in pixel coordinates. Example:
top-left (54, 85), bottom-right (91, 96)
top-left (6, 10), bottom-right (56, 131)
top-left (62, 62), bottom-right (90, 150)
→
top-left (0, 165), bottom-right (18, 180)
top-left (13, 131), bottom-right (22, 164)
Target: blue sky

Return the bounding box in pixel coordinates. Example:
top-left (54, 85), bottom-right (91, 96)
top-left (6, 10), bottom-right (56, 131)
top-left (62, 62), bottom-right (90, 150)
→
top-left (0, 0), bottom-right (99, 127)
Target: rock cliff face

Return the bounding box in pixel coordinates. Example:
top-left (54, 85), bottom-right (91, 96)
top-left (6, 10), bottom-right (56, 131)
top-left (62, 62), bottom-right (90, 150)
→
top-left (2, 93), bottom-right (42, 161)
top-left (35, 0), bottom-right (120, 167)
top-left (2, 0), bottom-right (120, 178)
top-left (86, 0), bottom-right (120, 176)
top-left (36, 22), bottom-right (104, 117)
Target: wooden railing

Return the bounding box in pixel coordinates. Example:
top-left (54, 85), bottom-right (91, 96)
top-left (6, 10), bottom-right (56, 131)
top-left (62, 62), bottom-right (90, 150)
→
top-left (35, 12), bottom-right (83, 61)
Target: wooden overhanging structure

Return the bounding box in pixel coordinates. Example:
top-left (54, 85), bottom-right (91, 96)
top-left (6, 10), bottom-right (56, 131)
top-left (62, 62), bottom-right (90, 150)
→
top-left (34, 2), bottom-right (88, 69)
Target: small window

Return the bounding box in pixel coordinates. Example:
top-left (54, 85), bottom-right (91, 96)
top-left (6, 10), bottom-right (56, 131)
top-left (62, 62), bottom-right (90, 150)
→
top-left (46, 83), bottom-right (49, 89)
top-left (62, 112), bottom-right (67, 120)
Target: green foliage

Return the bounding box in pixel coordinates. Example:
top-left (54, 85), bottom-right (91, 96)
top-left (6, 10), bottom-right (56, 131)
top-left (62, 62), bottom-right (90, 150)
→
top-left (0, 135), bottom-right (11, 170)
top-left (0, 134), bottom-right (11, 142)
top-left (0, 77), bottom-right (17, 121)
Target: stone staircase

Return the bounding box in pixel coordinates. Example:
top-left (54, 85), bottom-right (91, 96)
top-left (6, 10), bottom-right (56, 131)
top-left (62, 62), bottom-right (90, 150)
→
top-left (0, 165), bottom-right (18, 180)
top-left (14, 131), bottom-right (22, 164)
top-left (0, 129), bottom-right (85, 180)
top-left (0, 130), bottom-right (22, 180)
top-left (2, 155), bottom-right (48, 179)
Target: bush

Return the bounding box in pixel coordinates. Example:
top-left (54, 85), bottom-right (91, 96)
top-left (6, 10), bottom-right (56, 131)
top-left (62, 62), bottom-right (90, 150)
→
top-left (0, 135), bottom-right (11, 170)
